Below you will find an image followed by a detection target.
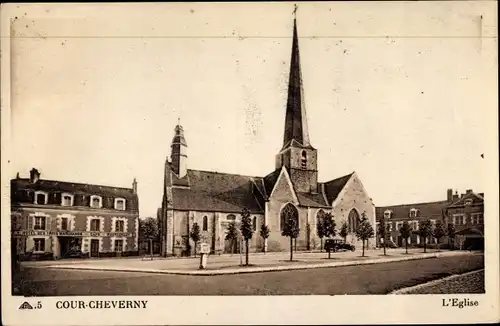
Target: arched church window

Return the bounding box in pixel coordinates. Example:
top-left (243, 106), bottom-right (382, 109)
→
top-left (280, 203), bottom-right (299, 232)
top-left (202, 216), bottom-right (208, 231)
top-left (227, 214), bottom-right (236, 221)
top-left (316, 209), bottom-right (325, 226)
top-left (347, 209), bottom-right (360, 233)
top-left (301, 151), bottom-right (307, 169)
top-left (252, 216), bottom-right (257, 230)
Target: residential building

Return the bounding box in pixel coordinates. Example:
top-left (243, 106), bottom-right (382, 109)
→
top-left (11, 168), bottom-right (140, 260)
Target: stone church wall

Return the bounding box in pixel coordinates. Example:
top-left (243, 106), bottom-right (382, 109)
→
top-left (331, 174), bottom-right (377, 249)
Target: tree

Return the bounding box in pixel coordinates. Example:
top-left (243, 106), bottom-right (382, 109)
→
top-left (190, 222), bottom-right (201, 257)
top-left (418, 219), bottom-right (433, 253)
top-left (316, 217), bottom-right (325, 252)
top-left (433, 220), bottom-right (446, 251)
top-left (240, 208), bottom-right (254, 266)
top-left (446, 223), bottom-right (456, 250)
top-left (139, 217), bottom-right (159, 260)
top-left (225, 222), bottom-right (238, 254)
top-left (354, 213), bottom-right (374, 257)
top-left (281, 217), bottom-right (300, 262)
top-left (322, 212), bottom-right (337, 258)
top-left (399, 221), bottom-right (412, 254)
top-left (377, 218), bottom-right (388, 256)
top-left (260, 223), bottom-right (270, 253)
top-left (339, 221), bottom-right (348, 243)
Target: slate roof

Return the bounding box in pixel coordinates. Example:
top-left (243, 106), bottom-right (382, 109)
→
top-left (375, 200), bottom-right (448, 221)
top-left (168, 167), bottom-right (355, 212)
top-left (323, 173), bottom-right (353, 205)
top-left (170, 169), bottom-right (265, 214)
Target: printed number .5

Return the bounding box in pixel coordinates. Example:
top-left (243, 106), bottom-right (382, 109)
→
top-left (36, 301), bottom-right (42, 309)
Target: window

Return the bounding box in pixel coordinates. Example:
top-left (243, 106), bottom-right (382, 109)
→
top-left (61, 193), bottom-right (73, 206)
top-left (384, 210), bottom-right (392, 219)
top-left (409, 208), bottom-right (419, 218)
top-left (115, 220), bottom-right (124, 232)
top-left (33, 216), bottom-right (46, 230)
top-left (202, 216), bottom-right (208, 231)
top-left (301, 151), bottom-right (307, 169)
top-left (61, 218), bottom-right (68, 231)
top-left (34, 191), bottom-right (48, 205)
top-left (280, 203), bottom-right (299, 232)
top-left (385, 222), bottom-right (392, 232)
top-left (471, 213), bottom-right (484, 225)
top-left (33, 238), bottom-right (45, 252)
top-left (114, 198), bottom-right (126, 211)
top-left (348, 209), bottom-right (360, 233)
top-left (90, 219), bottom-right (101, 232)
top-left (114, 240), bottom-right (124, 252)
top-left (464, 199), bottom-right (473, 205)
top-left (453, 214), bottom-right (465, 225)
top-left (90, 195), bottom-right (102, 208)
top-left (252, 216), bottom-right (257, 230)
top-left (227, 214), bottom-right (236, 221)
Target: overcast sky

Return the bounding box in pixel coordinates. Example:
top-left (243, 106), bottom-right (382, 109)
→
top-left (8, 2), bottom-right (497, 218)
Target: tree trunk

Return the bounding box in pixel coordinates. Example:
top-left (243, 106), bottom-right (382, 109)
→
top-left (328, 250), bottom-right (331, 259)
top-left (320, 238), bottom-right (323, 252)
top-left (383, 236), bottom-right (386, 256)
top-left (290, 237), bottom-right (293, 261)
top-left (424, 238), bottom-right (427, 253)
top-left (437, 239), bottom-right (441, 252)
top-left (194, 241), bottom-right (197, 257)
top-left (294, 238), bottom-right (297, 252)
top-left (362, 240), bottom-right (365, 257)
top-left (150, 239), bottom-right (153, 260)
top-left (405, 238), bottom-right (408, 254)
top-left (245, 239), bottom-right (249, 266)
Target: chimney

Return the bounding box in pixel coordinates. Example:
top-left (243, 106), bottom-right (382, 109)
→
top-left (452, 190), bottom-right (459, 201)
top-left (29, 168), bottom-right (40, 183)
top-left (16, 172), bottom-right (20, 179)
top-left (447, 188), bottom-right (453, 202)
top-left (466, 189), bottom-right (473, 194)
top-left (132, 178), bottom-right (138, 194)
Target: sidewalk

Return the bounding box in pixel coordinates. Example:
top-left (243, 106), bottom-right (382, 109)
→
top-left (24, 249), bottom-right (477, 276)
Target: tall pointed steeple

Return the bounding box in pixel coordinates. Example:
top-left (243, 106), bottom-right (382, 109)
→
top-left (275, 11), bottom-right (318, 193)
top-left (282, 13), bottom-right (311, 150)
top-left (171, 123), bottom-right (188, 178)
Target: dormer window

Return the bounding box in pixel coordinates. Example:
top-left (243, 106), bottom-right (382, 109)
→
top-left (34, 191), bottom-right (48, 205)
top-left (384, 210), bottom-right (392, 219)
top-left (409, 208), bottom-right (419, 218)
top-left (90, 195), bottom-right (102, 208)
top-left (464, 199), bottom-right (473, 205)
top-left (114, 198), bottom-right (126, 211)
top-left (61, 193), bottom-right (74, 206)
top-left (301, 151), bottom-right (307, 169)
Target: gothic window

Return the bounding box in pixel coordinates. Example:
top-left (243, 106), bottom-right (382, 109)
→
top-left (301, 151), bottom-right (307, 169)
top-left (203, 216), bottom-right (208, 231)
top-left (347, 209), bottom-right (360, 233)
top-left (316, 209), bottom-right (325, 226)
top-left (280, 203), bottom-right (299, 232)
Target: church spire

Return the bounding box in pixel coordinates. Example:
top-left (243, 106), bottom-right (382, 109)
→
top-left (282, 11), bottom-right (311, 150)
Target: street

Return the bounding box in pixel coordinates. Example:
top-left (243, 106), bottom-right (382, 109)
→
top-left (13, 253), bottom-right (484, 296)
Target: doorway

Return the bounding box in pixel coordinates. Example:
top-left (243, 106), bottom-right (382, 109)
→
top-left (59, 237), bottom-right (82, 258)
top-left (90, 239), bottom-right (100, 257)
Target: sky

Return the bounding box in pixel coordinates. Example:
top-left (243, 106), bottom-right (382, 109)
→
top-left (7, 2), bottom-right (497, 218)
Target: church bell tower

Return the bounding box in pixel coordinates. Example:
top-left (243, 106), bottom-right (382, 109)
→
top-left (171, 122), bottom-right (188, 179)
top-left (275, 15), bottom-right (318, 193)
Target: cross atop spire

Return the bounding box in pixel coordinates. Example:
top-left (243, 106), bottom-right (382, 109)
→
top-left (292, 4), bottom-right (298, 17)
top-left (281, 14), bottom-right (312, 150)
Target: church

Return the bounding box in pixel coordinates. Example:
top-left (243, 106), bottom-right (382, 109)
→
top-left (159, 18), bottom-right (376, 257)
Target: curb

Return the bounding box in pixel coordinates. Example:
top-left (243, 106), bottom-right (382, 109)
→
top-left (45, 252), bottom-right (475, 276)
top-left (390, 269), bottom-right (485, 294)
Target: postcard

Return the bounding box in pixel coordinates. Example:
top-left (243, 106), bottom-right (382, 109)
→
top-left (1, 2), bottom-right (498, 325)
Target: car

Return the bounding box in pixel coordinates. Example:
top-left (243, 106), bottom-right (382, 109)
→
top-left (324, 239), bottom-right (356, 252)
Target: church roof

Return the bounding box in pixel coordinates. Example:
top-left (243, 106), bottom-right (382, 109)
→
top-left (323, 173), bottom-right (354, 205)
top-left (296, 192), bottom-right (330, 208)
top-left (170, 169), bottom-right (265, 214)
